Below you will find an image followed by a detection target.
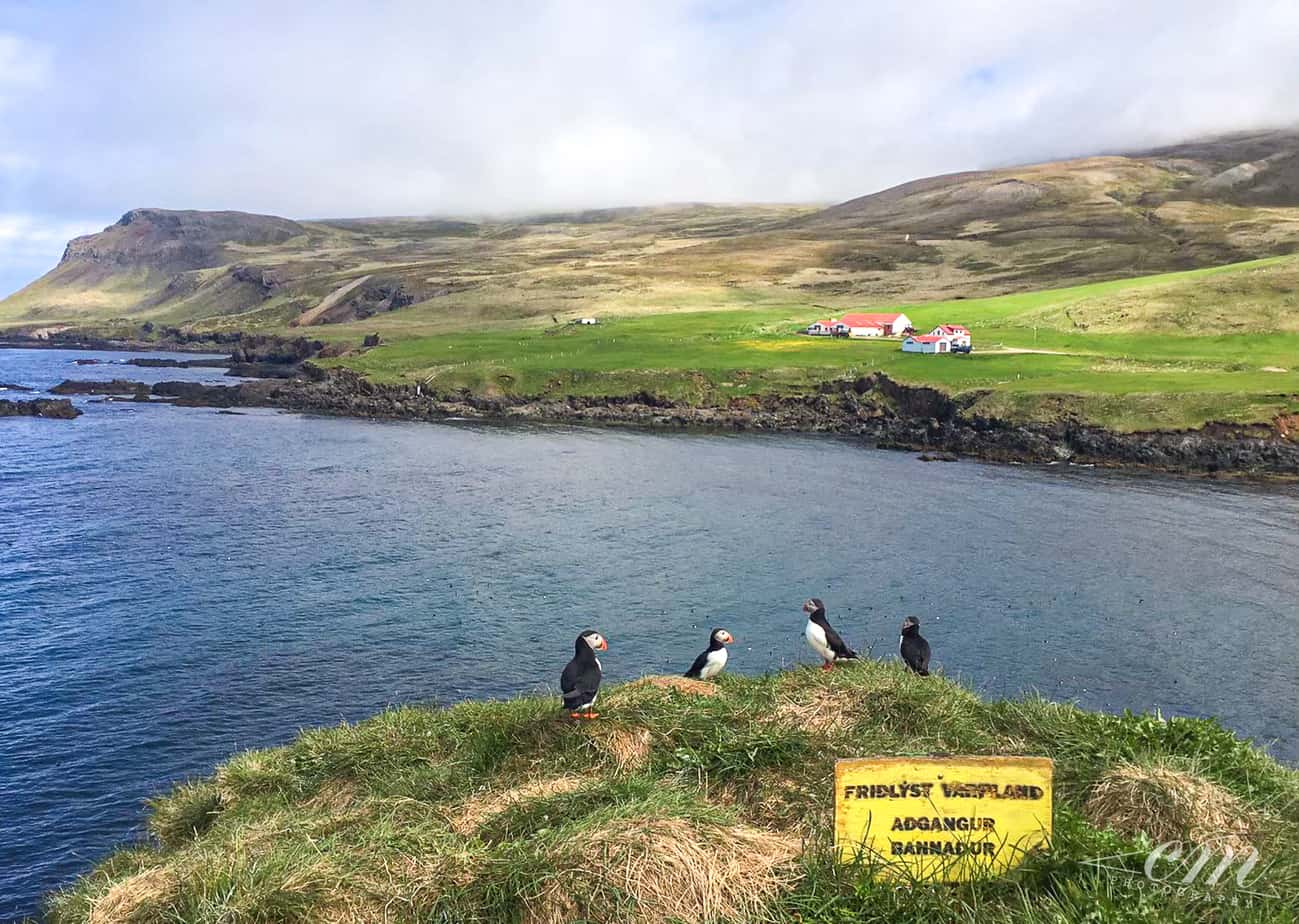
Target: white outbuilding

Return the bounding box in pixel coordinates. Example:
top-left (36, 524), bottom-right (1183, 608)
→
top-left (901, 334), bottom-right (953, 354)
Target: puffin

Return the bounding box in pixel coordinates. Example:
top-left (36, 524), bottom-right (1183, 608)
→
top-left (899, 616), bottom-right (931, 675)
top-left (802, 598), bottom-right (858, 670)
top-left (561, 630), bottom-right (608, 719)
top-left (684, 628), bottom-right (734, 680)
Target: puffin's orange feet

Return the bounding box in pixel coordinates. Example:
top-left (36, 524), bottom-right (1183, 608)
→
top-left (569, 711), bottom-right (582, 719)
top-left (821, 662), bottom-right (834, 672)
top-left (583, 711), bottom-right (600, 720)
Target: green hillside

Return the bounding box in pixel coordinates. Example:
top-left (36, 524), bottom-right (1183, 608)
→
top-left (4, 132), bottom-right (1299, 434)
top-left (325, 257), bottom-right (1299, 431)
top-left (6, 131), bottom-right (1299, 337)
top-left (43, 663), bottom-right (1299, 924)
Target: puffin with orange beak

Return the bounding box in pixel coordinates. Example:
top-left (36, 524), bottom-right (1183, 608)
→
top-left (803, 598), bottom-right (858, 670)
top-left (684, 628), bottom-right (734, 680)
top-left (561, 630), bottom-right (608, 719)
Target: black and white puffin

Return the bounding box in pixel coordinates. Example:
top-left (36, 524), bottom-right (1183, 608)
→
top-left (899, 616), bottom-right (931, 675)
top-left (802, 598), bottom-right (858, 670)
top-left (560, 630), bottom-right (608, 719)
top-left (684, 628), bottom-right (734, 680)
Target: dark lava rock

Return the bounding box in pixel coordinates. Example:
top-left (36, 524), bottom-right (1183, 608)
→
top-left (0, 382), bottom-right (34, 392)
top-left (225, 362), bottom-right (300, 378)
top-left (73, 358), bottom-right (102, 365)
top-left (126, 357), bottom-right (185, 367)
top-left (51, 378), bottom-right (149, 396)
top-left (363, 333), bottom-right (382, 348)
top-left (0, 398), bottom-right (81, 419)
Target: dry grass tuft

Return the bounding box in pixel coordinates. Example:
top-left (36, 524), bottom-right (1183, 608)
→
top-left (714, 769), bottom-right (821, 832)
top-left (524, 817), bottom-right (802, 924)
top-left (327, 851), bottom-right (479, 922)
top-left (450, 775), bottom-right (588, 835)
top-left (587, 724), bottom-right (654, 772)
top-left (606, 675), bottom-right (721, 707)
top-left (1084, 762), bottom-right (1257, 852)
top-left (768, 689), bottom-right (856, 736)
top-left (306, 780), bottom-right (361, 815)
top-left (87, 867), bottom-right (174, 924)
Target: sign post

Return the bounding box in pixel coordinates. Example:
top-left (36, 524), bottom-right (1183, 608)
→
top-left (834, 756), bottom-right (1053, 881)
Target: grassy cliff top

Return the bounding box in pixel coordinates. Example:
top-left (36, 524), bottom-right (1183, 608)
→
top-left (45, 662), bottom-right (1299, 923)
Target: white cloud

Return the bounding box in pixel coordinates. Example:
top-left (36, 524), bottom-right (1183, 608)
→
top-left (0, 31), bottom-right (50, 108)
top-left (0, 0), bottom-right (1296, 253)
top-left (0, 212), bottom-right (105, 297)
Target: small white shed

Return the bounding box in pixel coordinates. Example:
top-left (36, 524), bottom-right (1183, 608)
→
top-left (901, 335), bottom-right (952, 354)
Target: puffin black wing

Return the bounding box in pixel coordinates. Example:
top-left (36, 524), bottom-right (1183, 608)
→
top-left (684, 649), bottom-right (711, 679)
top-left (560, 654), bottom-right (602, 710)
top-left (823, 622), bottom-right (858, 660)
top-left (901, 636), bottom-right (931, 676)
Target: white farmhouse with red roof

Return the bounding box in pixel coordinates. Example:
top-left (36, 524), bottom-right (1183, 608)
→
top-left (805, 311), bottom-right (915, 339)
top-left (930, 324), bottom-right (971, 347)
top-left (804, 311), bottom-right (912, 338)
top-left (839, 312), bottom-right (912, 337)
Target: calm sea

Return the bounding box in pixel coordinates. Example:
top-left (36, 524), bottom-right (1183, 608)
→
top-left (1, 348), bottom-right (1297, 919)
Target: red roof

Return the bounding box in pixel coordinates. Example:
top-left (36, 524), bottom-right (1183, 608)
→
top-left (841, 312), bottom-right (904, 326)
top-left (908, 335), bottom-right (947, 343)
top-left (936, 324), bottom-right (970, 334)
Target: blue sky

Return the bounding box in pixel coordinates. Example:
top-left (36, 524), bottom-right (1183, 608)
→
top-left (2, 0), bottom-right (1299, 296)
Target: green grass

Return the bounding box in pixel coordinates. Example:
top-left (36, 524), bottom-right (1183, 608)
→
top-left (321, 256), bottom-right (1299, 431)
top-left (43, 663), bottom-right (1299, 923)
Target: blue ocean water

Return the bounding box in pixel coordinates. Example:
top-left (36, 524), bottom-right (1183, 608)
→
top-left (1, 347), bottom-right (1297, 919)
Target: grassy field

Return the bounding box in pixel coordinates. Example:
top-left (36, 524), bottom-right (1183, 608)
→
top-left (44, 662), bottom-right (1299, 923)
top-left (323, 256), bottom-right (1299, 431)
top-left (5, 140), bottom-right (1298, 434)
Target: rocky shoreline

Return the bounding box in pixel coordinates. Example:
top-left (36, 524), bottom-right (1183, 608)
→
top-left (0, 397), bottom-right (81, 418)
top-left (50, 367), bottom-right (1299, 477)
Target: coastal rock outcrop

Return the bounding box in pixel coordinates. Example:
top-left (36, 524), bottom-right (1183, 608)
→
top-left (127, 369), bottom-right (1299, 477)
top-left (36, 366), bottom-right (1299, 476)
top-left (0, 398), bottom-right (81, 418)
top-left (51, 379), bottom-right (151, 398)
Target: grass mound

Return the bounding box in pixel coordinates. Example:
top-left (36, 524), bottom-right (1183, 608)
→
top-left (1084, 761), bottom-right (1258, 852)
top-left (43, 662), bottom-right (1299, 923)
top-left (85, 868), bottom-right (173, 924)
top-left (525, 817), bottom-right (801, 924)
top-left (614, 674), bottom-right (722, 698)
top-left (451, 775), bottom-right (589, 835)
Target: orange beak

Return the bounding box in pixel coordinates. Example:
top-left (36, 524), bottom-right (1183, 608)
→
top-left (724, 633), bottom-right (735, 644)
top-left (599, 639), bottom-right (609, 651)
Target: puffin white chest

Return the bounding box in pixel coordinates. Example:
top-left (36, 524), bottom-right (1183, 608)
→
top-left (805, 620), bottom-right (833, 660)
top-left (698, 646), bottom-right (728, 680)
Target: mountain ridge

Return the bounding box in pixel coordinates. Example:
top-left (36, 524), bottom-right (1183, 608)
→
top-left (4, 128), bottom-right (1299, 334)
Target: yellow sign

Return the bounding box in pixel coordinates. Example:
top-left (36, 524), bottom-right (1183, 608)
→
top-left (835, 756), bottom-right (1053, 881)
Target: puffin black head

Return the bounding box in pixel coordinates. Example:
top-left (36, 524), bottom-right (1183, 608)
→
top-left (577, 630), bottom-right (609, 653)
top-left (900, 616), bottom-right (921, 636)
top-left (710, 628), bottom-right (734, 648)
top-left (802, 598), bottom-right (825, 618)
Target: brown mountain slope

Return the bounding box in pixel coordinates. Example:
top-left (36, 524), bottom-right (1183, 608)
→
top-left (4, 130), bottom-right (1299, 334)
